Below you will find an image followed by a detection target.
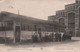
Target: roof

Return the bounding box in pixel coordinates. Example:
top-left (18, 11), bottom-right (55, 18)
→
top-left (48, 15), bottom-right (56, 17)
top-left (56, 10), bottom-right (66, 13)
top-left (0, 11), bottom-right (66, 27)
top-left (65, 3), bottom-right (75, 6)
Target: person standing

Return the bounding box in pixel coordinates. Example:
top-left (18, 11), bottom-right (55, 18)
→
top-left (61, 33), bottom-right (64, 41)
top-left (32, 31), bottom-right (39, 42)
top-left (58, 32), bottom-right (61, 42)
top-left (55, 32), bottom-right (59, 42)
top-left (53, 32), bottom-right (56, 42)
top-left (51, 32), bottom-right (54, 41)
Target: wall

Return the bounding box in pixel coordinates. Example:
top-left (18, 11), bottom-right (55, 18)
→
top-left (20, 31), bottom-right (53, 41)
top-left (0, 31), bottom-right (14, 39)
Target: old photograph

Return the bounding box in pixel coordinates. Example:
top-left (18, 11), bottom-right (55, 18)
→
top-left (0, 0), bottom-right (80, 52)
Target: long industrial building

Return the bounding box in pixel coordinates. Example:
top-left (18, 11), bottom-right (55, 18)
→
top-left (0, 11), bottom-right (65, 43)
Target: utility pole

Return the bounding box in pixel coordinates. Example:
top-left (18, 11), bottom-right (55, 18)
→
top-left (5, 22), bottom-right (6, 44)
top-left (12, 0), bottom-right (21, 43)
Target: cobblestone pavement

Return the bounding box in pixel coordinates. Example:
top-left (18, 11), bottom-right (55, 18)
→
top-left (0, 40), bottom-right (80, 52)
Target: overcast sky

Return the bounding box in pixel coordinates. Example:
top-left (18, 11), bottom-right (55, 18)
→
top-left (0, 0), bottom-right (75, 20)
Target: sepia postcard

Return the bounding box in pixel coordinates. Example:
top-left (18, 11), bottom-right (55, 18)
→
top-left (0, 0), bottom-right (80, 52)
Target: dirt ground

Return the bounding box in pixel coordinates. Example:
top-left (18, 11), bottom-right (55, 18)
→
top-left (0, 40), bottom-right (80, 52)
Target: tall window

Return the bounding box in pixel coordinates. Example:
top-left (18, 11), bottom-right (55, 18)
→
top-left (68, 13), bottom-right (75, 36)
top-left (79, 7), bottom-right (80, 28)
top-left (6, 21), bottom-right (13, 30)
top-left (76, 0), bottom-right (79, 4)
top-left (59, 18), bottom-right (64, 25)
top-left (68, 13), bottom-right (75, 30)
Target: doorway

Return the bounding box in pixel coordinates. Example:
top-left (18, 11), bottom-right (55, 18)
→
top-left (15, 26), bottom-right (21, 42)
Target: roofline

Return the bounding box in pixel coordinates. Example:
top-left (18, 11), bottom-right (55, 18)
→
top-left (0, 11), bottom-right (65, 27)
top-left (56, 10), bottom-right (66, 13)
top-left (48, 15), bottom-right (56, 17)
top-left (65, 3), bottom-right (75, 6)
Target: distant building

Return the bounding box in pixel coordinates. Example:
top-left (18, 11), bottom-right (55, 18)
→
top-left (48, 0), bottom-right (80, 37)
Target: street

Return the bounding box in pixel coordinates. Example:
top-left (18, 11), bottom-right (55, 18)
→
top-left (0, 40), bottom-right (80, 52)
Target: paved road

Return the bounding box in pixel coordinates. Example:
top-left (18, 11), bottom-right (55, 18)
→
top-left (0, 40), bottom-right (80, 52)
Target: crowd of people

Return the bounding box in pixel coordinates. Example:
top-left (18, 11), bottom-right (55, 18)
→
top-left (32, 31), bottom-right (72, 42)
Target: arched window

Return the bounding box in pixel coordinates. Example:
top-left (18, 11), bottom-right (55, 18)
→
top-left (59, 18), bottom-right (64, 25)
top-left (76, 0), bottom-right (79, 4)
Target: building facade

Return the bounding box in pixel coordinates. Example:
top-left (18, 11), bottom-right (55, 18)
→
top-left (48, 0), bottom-right (80, 37)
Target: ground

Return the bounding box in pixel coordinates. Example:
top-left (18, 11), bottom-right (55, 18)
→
top-left (0, 40), bottom-right (80, 52)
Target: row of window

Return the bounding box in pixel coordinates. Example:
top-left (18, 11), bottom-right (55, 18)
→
top-left (21, 24), bottom-right (35, 31)
top-left (66, 5), bottom-right (75, 11)
top-left (0, 23), bottom-right (7, 27)
top-left (0, 22), bottom-right (13, 31)
top-left (56, 11), bottom-right (66, 17)
top-left (0, 22), bottom-right (65, 32)
top-left (0, 26), bottom-right (13, 31)
top-left (48, 16), bottom-right (54, 21)
top-left (76, 0), bottom-right (80, 4)
top-left (54, 27), bottom-right (65, 32)
top-left (21, 24), bottom-right (54, 32)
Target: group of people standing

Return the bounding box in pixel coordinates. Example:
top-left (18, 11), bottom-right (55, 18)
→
top-left (32, 31), bottom-right (65, 42)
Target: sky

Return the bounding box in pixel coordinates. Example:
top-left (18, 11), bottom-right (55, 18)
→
top-left (0, 0), bottom-right (75, 20)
